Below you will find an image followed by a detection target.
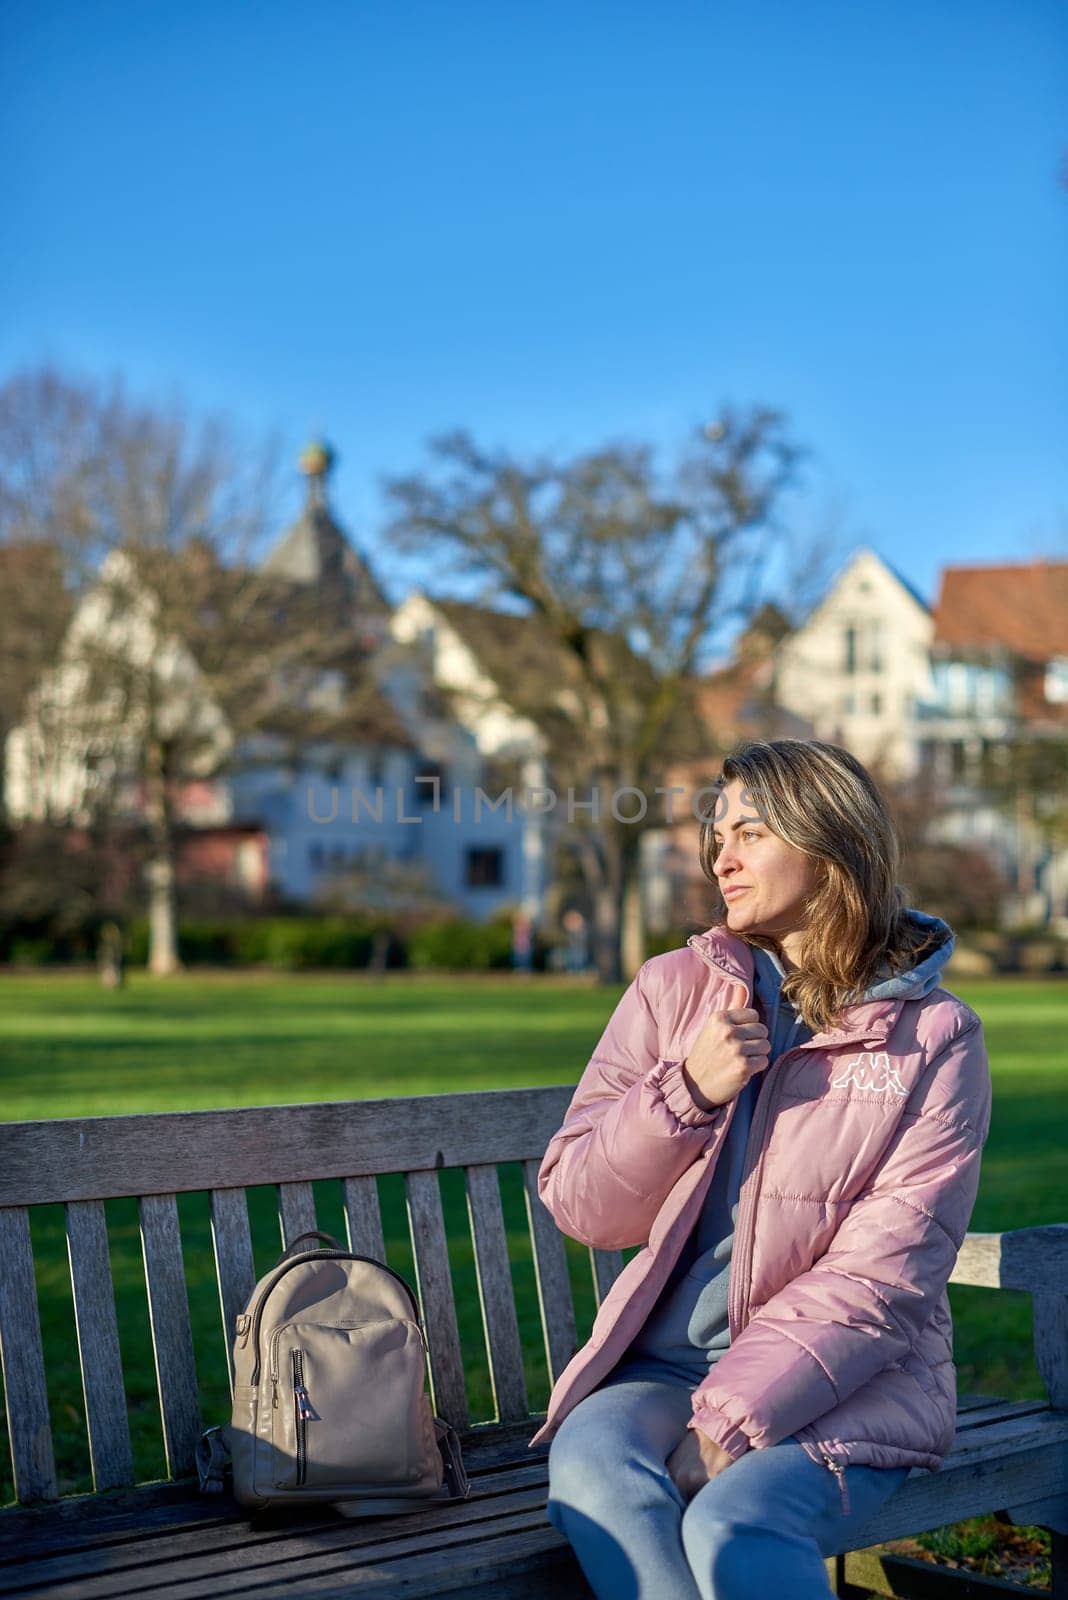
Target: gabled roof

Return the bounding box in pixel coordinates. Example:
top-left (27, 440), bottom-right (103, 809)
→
top-left (932, 559), bottom-right (1068, 663)
top-left (432, 598), bottom-right (566, 710)
top-left (878, 553), bottom-right (929, 613)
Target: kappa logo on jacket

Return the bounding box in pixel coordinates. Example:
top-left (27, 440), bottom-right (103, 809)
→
top-left (830, 1050), bottom-right (908, 1097)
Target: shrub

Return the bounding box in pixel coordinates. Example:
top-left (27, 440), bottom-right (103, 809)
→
top-left (407, 916), bottom-right (515, 971)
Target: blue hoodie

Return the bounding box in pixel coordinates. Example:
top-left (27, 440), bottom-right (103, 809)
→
top-left (617, 909), bottom-right (956, 1383)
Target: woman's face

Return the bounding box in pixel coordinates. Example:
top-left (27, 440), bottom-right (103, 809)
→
top-left (711, 778), bottom-right (822, 955)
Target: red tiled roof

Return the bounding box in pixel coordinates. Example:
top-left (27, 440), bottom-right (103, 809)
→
top-left (932, 560), bottom-right (1068, 663)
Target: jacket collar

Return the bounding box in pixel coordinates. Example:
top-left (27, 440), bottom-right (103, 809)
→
top-left (685, 926), bottom-right (903, 1049)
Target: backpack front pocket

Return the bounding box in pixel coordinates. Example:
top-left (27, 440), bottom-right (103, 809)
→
top-left (270, 1319), bottom-right (429, 1490)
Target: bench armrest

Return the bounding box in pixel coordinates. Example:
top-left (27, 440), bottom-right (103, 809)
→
top-left (950, 1227), bottom-right (1068, 1294)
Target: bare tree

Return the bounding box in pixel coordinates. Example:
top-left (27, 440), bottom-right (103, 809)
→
top-left (1, 368), bottom-right (391, 973)
top-left (384, 410), bottom-right (803, 982)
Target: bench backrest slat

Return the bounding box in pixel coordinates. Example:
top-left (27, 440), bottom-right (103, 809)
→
top-left (591, 1248), bottom-right (625, 1305)
top-left (139, 1194), bottom-right (202, 1478)
top-left (521, 1157), bottom-right (578, 1385)
top-left (951, 1228), bottom-right (1068, 1294)
top-left (404, 1169), bottom-right (468, 1432)
top-left (0, 1206), bottom-right (57, 1502)
top-left (0, 1089), bottom-right (573, 1206)
top-left (465, 1163), bottom-right (528, 1423)
top-left (1033, 1290), bottom-right (1068, 1410)
top-left (65, 1199), bottom-right (134, 1490)
top-left (277, 1181), bottom-right (318, 1247)
top-left (342, 1174), bottom-right (387, 1263)
top-left (208, 1188), bottom-right (257, 1396)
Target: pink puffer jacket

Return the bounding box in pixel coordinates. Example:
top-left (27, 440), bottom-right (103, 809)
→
top-left (528, 926), bottom-right (992, 1489)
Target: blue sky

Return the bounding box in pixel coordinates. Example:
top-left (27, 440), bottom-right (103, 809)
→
top-left (2, 0), bottom-right (1066, 631)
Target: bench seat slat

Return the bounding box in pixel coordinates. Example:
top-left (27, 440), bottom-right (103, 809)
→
top-left (138, 1194), bottom-right (201, 1479)
top-left (208, 1189), bottom-right (256, 1395)
top-left (404, 1170), bottom-right (468, 1433)
top-left (0, 1401), bottom-right (1061, 1587)
top-left (3, 1409), bottom-right (1066, 1598)
top-left (521, 1158), bottom-right (577, 1385)
top-left (0, 1206), bottom-right (57, 1503)
top-left (342, 1176), bottom-right (386, 1262)
top-left (64, 1200), bottom-right (133, 1491)
top-left (464, 1164), bottom-right (528, 1423)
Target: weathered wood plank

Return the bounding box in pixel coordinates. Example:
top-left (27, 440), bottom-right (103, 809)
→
top-left (404, 1169), bottom-right (468, 1433)
top-left (590, 1247), bottom-right (624, 1306)
top-left (64, 1200), bottom-right (133, 1491)
top-left (342, 1175), bottom-right (387, 1262)
top-left (138, 1195), bottom-right (201, 1478)
top-left (1033, 1289), bottom-right (1068, 1409)
top-left (8, 1506), bottom-right (573, 1599)
top-left (276, 1181), bottom-right (317, 1247)
top-left (0, 1480), bottom-right (554, 1596)
top-left (0, 1207), bottom-right (57, 1503)
top-left (951, 1226), bottom-right (1068, 1293)
top-left (464, 1164), bottom-right (528, 1423)
top-left (839, 1424), bottom-right (1068, 1553)
top-left (208, 1189), bottom-right (256, 1395)
top-left (521, 1158), bottom-right (578, 1384)
top-left (0, 1424), bottom-right (547, 1566)
top-left (0, 1087), bottom-right (576, 1207)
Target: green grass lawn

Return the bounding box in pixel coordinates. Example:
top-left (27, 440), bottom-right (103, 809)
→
top-left (0, 971), bottom-right (1065, 1514)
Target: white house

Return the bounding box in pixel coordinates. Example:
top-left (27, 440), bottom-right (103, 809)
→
top-left (773, 546), bottom-right (934, 780)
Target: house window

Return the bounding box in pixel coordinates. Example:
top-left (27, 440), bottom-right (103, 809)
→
top-left (841, 691), bottom-right (856, 715)
top-left (870, 691), bottom-right (882, 714)
top-left (1045, 657), bottom-right (1068, 705)
top-left (843, 626), bottom-right (857, 675)
top-left (465, 847), bottom-right (505, 889)
top-left (868, 620), bottom-right (884, 672)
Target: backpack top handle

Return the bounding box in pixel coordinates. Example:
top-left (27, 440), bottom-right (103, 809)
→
top-left (277, 1230), bottom-right (343, 1263)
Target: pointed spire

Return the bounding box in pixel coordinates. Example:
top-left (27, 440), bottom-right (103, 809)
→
top-left (298, 439), bottom-right (336, 509)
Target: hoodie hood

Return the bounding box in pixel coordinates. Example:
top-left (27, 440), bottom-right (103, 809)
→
top-left (860, 908), bottom-right (955, 1001)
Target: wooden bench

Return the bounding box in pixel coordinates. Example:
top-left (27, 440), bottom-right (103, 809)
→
top-left (0, 1088), bottom-right (1065, 1598)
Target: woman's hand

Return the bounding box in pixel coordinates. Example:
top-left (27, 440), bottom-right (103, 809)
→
top-left (681, 1007), bottom-right (770, 1111)
top-left (666, 1428), bottom-right (735, 1503)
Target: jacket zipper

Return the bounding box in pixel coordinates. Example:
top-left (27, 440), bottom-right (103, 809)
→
top-left (292, 1348), bottom-right (311, 1486)
top-left (799, 1437), bottom-right (851, 1514)
top-left (247, 1251), bottom-right (422, 1384)
top-left (727, 1043), bottom-right (803, 1334)
top-left (823, 1454), bottom-right (851, 1515)
top-left (684, 934), bottom-right (892, 1341)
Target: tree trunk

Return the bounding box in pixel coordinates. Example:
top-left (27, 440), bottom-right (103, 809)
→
top-left (144, 739), bottom-right (182, 976)
top-left (592, 878), bottom-right (623, 984)
top-left (621, 849), bottom-right (645, 980)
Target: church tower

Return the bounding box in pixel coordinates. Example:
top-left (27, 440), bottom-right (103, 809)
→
top-left (261, 440), bottom-right (390, 645)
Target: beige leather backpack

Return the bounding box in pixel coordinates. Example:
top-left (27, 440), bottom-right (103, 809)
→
top-left (200, 1230), bottom-right (469, 1514)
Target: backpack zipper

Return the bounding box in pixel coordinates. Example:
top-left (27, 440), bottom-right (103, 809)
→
top-left (247, 1250), bottom-right (422, 1384)
top-left (292, 1348), bottom-right (310, 1486)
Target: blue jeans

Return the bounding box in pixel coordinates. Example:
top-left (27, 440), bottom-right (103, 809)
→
top-left (546, 1359), bottom-right (910, 1600)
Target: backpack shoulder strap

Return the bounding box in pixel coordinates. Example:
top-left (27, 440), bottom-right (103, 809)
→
top-left (196, 1425), bottom-right (231, 1495)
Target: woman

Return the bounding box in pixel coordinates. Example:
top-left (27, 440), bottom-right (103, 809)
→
top-left (531, 738), bottom-right (992, 1600)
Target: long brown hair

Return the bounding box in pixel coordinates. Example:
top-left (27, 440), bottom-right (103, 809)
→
top-left (698, 738), bottom-right (944, 1033)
